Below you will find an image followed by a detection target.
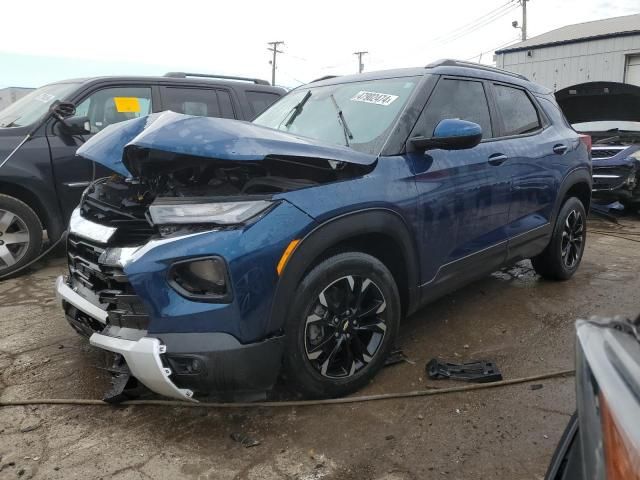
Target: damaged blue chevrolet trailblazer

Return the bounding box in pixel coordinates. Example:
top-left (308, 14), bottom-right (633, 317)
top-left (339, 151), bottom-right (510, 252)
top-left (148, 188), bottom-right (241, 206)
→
top-left (56, 60), bottom-right (592, 401)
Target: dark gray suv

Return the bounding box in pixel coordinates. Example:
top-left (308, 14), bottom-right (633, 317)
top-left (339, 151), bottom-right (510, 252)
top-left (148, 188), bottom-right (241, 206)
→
top-left (0, 73), bottom-right (285, 276)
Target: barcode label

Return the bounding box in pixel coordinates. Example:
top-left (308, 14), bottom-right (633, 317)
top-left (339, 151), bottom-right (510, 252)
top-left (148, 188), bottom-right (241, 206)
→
top-left (350, 91), bottom-right (399, 106)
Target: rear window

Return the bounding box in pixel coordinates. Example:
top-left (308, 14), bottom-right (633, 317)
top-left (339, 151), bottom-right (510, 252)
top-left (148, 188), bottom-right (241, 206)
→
top-left (493, 84), bottom-right (541, 136)
top-left (246, 91), bottom-right (281, 117)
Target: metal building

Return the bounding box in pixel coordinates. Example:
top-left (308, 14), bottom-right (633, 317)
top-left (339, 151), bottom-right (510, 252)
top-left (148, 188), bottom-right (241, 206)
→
top-left (0, 87), bottom-right (34, 111)
top-left (495, 13), bottom-right (640, 91)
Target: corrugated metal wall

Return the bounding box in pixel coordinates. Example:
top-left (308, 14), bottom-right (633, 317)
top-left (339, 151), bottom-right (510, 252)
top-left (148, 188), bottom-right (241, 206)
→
top-left (496, 34), bottom-right (640, 91)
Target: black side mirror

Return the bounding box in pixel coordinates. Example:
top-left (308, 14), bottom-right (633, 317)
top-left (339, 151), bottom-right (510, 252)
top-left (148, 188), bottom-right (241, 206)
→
top-left (59, 115), bottom-right (91, 135)
top-left (410, 118), bottom-right (482, 152)
top-left (51, 101), bottom-right (76, 120)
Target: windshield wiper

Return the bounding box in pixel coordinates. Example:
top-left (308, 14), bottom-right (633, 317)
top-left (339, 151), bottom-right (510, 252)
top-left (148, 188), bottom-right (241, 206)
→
top-left (282, 90), bottom-right (312, 129)
top-left (329, 94), bottom-right (354, 147)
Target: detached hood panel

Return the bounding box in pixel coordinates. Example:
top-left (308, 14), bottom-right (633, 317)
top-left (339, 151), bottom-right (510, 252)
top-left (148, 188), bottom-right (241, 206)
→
top-left (76, 111), bottom-right (376, 177)
top-left (555, 82), bottom-right (640, 124)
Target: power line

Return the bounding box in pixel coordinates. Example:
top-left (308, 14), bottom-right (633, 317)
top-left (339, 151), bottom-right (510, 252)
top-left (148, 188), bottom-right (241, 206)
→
top-left (433, 0), bottom-right (517, 43)
top-left (464, 37), bottom-right (521, 62)
top-left (436, 3), bottom-right (519, 45)
top-left (367, 1), bottom-right (520, 69)
top-left (267, 41), bottom-right (285, 86)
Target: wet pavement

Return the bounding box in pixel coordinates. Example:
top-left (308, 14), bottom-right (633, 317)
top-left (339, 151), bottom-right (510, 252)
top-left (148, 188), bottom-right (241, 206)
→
top-left (1, 213), bottom-right (640, 479)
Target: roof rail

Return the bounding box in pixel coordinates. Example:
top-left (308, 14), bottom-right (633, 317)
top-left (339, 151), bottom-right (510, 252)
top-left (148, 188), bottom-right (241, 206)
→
top-left (163, 72), bottom-right (271, 85)
top-left (309, 75), bottom-right (339, 83)
top-left (426, 59), bottom-right (529, 81)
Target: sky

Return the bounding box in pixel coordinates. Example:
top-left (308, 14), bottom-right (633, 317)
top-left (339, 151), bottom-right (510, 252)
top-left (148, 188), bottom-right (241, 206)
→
top-left (0, 0), bottom-right (638, 89)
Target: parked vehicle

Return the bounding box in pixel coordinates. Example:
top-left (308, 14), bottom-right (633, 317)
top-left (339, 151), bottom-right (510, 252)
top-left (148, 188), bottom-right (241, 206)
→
top-left (56, 60), bottom-right (592, 400)
top-left (556, 82), bottom-right (640, 209)
top-left (0, 73), bottom-right (285, 275)
top-left (545, 315), bottom-right (640, 480)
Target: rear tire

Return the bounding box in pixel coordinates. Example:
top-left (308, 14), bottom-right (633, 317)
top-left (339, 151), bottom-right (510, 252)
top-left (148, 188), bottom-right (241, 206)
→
top-left (282, 252), bottom-right (401, 398)
top-left (0, 194), bottom-right (43, 277)
top-left (531, 196), bottom-right (586, 281)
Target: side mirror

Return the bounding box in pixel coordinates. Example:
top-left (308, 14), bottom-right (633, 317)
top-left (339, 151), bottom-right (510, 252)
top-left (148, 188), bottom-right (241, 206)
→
top-left (59, 115), bottom-right (91, 135)
top-left (410, 119), bottom-right (482, 152)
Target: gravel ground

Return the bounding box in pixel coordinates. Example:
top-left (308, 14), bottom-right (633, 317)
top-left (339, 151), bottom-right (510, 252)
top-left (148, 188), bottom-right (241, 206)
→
top-left (1, 213), bottom-right (639, 480)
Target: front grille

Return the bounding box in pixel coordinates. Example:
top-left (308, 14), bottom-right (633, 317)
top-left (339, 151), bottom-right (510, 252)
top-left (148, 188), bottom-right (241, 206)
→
top-left (591, 147), bottom-right (626, 159)
top-left (67, 234), bottom-right (150, 330)
top-left (592, 165), bottom-right (633, 190)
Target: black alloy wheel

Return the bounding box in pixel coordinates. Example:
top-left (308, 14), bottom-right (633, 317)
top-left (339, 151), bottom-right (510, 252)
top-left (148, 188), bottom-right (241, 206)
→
top-left (304, 275), bottom-right (388, 379)
top-left (531, 196), bottom-right (587, 281)
top-left (561, 209), bottom-right (584, 269)
top-left (283, 252), bottom-right (400, 398)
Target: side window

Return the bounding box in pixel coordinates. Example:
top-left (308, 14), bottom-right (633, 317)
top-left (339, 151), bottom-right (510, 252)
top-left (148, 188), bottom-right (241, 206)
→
top-left (162, 87), bottom-right (220, 118)
top-left (418, 78), bottom-right (493, 139)
top-left (246, 90), bottom-right (281, 117)
top-left (493, 84), bottom-right (541, 136)
top-left (74, 87), bottom-right (152, 133)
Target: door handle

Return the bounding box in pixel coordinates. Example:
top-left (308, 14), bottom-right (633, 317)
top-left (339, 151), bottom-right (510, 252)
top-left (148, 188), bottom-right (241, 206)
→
top-left (553, 144), bottom-right (568, 155)
top-left (488, 153), bottom-right (508, 166)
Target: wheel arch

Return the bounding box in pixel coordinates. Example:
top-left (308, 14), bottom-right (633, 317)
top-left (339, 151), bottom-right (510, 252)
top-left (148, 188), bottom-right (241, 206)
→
top-left (0, 181), bottom-right (64, 240)
top-left (267, 208), bottom-right (420, 334)
top-left (552, 167), bottom-right (592, 225)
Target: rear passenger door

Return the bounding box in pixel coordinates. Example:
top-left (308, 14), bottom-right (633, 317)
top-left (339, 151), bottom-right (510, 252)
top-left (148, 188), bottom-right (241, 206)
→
top-left (159, 86), bottom-right (237, 119)
top-left (410, 77), bottom-right (511, 286)
top-left (488, 82), bottom-right (560, 259)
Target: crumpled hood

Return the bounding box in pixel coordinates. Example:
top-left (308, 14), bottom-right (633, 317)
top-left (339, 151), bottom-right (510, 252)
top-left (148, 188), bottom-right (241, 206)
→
top-left (76, 111), bottom-right (376, 177)
top-left (555, 82), bottom-right (640, 124)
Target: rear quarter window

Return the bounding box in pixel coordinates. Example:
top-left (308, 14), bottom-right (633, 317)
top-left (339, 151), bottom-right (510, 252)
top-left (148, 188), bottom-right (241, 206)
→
top-left (493, 84), bottom-right (541, 136)
top-left (246, 91), bottom-right (281, 117)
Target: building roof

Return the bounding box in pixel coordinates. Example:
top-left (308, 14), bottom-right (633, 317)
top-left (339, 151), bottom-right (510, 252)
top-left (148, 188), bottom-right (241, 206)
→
top-left (496, 13), bottom-right (640, 54)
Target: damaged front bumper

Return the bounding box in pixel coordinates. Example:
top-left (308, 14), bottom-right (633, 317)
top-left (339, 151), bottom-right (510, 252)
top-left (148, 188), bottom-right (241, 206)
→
top-left (56, 275), bottom-right (195, 401)
top-left (57, 200), bottom-right (311, 400)
top-left (57, 274), bottom-right (286, 401)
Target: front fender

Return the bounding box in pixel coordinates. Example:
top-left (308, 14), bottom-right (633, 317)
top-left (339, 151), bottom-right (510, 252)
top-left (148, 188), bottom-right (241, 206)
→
top-left (267, 208), bottom-right (420, 334)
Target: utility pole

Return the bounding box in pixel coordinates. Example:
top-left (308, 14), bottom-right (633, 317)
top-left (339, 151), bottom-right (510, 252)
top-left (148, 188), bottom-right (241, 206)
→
top-left (521, 0), bottom-right (528, 40)
top-left (267, 41), bottom-right (285, 86)
top-left (353, 51), bottom-right (368, 74)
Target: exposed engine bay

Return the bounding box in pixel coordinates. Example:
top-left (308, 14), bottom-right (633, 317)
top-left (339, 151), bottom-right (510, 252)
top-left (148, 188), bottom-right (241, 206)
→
top-left (81, 152), bottom-right (372, 242)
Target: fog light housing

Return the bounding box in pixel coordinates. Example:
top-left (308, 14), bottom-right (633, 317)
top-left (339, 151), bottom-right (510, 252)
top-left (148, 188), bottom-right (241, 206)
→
top-left (168, 256), bottom-right (231, 302)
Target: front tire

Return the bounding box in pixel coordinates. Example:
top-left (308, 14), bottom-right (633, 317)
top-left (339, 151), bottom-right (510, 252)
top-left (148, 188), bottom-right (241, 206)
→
top-left (531, 196), bottom-right (586, 280)
top-left (282, 252), bottom-right (401, 398)
top-left (0, 194), bottom-right (43, 277)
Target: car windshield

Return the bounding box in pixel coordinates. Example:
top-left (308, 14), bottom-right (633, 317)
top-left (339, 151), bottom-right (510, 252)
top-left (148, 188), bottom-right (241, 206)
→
top-left (253, 77), bottom-right (419, 155)
top-left (0, 82), bottom-right (81, 128)
top-left (573, 121), bottom-right (640, 133)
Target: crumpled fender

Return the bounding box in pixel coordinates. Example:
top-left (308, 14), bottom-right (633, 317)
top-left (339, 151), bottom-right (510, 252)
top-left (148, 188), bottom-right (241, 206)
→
top-left (76, 111), bottom-right (376, 177)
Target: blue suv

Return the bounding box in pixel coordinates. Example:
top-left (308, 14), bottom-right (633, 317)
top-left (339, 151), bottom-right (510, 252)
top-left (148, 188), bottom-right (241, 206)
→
top-left (56, 60), bottom-right (591, 401)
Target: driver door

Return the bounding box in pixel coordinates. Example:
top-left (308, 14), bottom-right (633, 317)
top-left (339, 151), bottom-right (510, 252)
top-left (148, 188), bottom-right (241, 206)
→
top-left (408, 77), bottom-right (511, 292)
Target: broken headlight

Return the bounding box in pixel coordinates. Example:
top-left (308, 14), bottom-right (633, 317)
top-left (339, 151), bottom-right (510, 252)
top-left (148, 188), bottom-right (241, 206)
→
top-left (149, 199), bottom-right (273, 226)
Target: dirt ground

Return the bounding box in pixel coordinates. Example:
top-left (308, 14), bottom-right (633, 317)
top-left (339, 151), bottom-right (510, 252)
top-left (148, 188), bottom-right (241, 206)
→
top-left (1, 212), bottom-right (640, 480)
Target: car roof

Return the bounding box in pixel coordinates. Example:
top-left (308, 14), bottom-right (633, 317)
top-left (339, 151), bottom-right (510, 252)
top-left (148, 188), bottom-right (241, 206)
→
top-left (304, 59), bottom-right (550, 94)
top-left (43, 74), bottom-right (285, 94)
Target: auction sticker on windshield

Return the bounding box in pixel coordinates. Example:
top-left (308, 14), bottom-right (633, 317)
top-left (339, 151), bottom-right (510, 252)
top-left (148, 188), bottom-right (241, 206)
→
top-left (350, 91), bottom-right (399, 106)
top-left (35, 93), bottom-right (56, 103)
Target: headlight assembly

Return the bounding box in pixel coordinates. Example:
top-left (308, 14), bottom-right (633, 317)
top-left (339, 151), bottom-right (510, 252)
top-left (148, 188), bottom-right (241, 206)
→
top-left (149, 199), bottom-right (274, 225)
